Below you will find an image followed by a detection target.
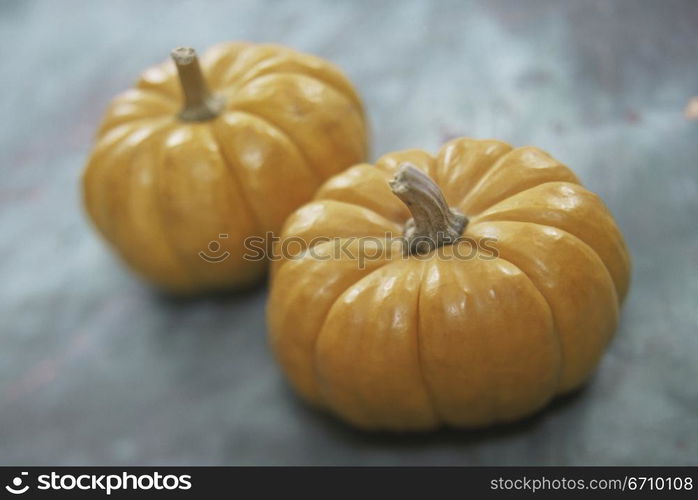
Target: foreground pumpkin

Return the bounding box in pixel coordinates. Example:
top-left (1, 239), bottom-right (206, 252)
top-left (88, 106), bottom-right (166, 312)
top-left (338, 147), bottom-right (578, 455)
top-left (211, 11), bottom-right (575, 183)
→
top-left (83, 42), bottom-right (367, 293)
top-left (268, 138), bottom-right (631, 431)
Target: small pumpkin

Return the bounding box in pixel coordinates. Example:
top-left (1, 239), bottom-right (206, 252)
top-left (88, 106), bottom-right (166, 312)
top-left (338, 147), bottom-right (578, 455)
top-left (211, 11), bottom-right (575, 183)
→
top-left (267, 138), bottom-right (631, 431)
top-left (83, 42), bottom-right (367, 293)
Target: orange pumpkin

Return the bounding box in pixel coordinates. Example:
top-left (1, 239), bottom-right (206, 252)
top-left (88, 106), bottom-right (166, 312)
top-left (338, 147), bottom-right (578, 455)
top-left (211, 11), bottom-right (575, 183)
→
top-left (83, 43), bottom-right (367, 293)
top-left (267, 138), bottom-right (631, 431)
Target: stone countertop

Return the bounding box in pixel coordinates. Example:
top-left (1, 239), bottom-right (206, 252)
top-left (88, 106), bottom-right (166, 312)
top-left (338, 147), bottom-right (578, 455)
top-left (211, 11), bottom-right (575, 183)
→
top-left (0, 0), bottom-right (696, 465)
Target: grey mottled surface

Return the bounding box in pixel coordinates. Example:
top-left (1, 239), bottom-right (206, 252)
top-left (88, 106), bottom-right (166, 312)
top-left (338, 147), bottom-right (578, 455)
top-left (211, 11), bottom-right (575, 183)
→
top-left (1, 0), bottom-right (697, 465)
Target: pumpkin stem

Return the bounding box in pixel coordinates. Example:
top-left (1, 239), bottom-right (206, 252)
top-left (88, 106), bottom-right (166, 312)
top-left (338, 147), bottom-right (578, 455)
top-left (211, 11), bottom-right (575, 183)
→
top-left (171, 47), bottom-right (225, 121)
top-left (389, 163), bottom-right (468, 255)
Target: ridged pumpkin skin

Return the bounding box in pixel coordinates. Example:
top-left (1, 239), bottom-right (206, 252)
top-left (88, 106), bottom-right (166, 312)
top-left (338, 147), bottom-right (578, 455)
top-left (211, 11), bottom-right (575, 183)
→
top-left (83, 42), bottom-right (367, 293)
top-left (267, 138), bottom-right (631, 431)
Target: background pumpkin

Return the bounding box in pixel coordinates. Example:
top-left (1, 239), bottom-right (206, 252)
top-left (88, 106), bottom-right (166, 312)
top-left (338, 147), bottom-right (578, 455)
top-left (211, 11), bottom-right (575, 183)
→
top-left (268, 137), bottom-right (631, 431)
top-left (82, 42), bottom-right (367, 293)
